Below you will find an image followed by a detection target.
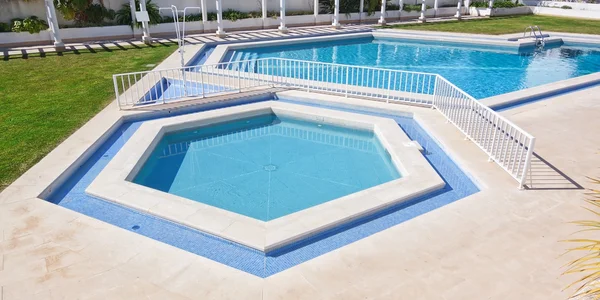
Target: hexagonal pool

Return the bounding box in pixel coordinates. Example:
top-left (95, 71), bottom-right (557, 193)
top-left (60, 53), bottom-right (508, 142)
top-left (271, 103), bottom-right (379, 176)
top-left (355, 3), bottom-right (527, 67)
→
top-left (133, 112), bottom-right (401, 221)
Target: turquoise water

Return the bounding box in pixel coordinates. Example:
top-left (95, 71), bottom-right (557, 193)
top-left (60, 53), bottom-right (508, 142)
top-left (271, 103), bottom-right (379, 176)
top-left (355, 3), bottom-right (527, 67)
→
top-left (133, 113), bottom-right (401, 221)
top-left (223, 37), bottom-right (600, 99)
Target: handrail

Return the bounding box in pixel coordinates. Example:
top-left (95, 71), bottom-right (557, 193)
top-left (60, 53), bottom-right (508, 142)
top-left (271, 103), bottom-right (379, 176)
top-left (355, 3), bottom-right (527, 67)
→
top-left (433, 76), bottom-right (535, 188)
top-left (112, 58), bottom-right (535, 188)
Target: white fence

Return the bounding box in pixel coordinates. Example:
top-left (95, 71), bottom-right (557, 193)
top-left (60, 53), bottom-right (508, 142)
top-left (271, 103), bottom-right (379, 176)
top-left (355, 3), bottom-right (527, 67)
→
top-left (113, 58), bottom-right (535, 188)
top-left (434, 77), bottom-right (535, 188)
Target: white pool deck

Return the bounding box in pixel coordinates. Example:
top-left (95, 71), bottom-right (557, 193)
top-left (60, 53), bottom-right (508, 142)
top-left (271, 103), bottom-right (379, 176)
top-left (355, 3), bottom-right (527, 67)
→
top-left (1, 30), bottom-right (600, 299)
top-left (0, 85), bottom-right (598, 299)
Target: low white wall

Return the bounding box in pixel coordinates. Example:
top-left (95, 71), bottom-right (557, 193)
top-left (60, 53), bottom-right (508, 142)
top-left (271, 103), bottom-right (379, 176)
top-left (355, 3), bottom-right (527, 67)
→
top-left (532, 6), bottom-right (600, 19)
top-left (492, 6), bottom-right (533, 16)
top-left (469, 7), bottom-right (491, 16)
top-left (0, 31), bottom-right (52, 47)
top-left (0, 25), bottom-right (134, 47)
top-left (61, 25), bottom-right (133, 41)
top-left (436, 7), bottom-right (460, 17)
top-left (524, 1), bottom-right (600, 10)
top-left (286, 15), bottom-right (316, 26)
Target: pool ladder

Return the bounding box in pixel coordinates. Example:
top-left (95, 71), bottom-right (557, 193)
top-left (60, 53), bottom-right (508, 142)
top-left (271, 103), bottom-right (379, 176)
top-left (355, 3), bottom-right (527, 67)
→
top-left (524, 25), bottom-right (546, 47)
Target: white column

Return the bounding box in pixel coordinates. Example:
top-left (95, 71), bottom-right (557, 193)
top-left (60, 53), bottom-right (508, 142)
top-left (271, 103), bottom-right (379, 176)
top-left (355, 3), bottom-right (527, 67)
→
top-left (216, 0), bottom-right (226, 37)
top-left (262, 0), bottom-right (267, 25)
top-left (44, 0), bottom-right (64, 50)
top-left (489, 0), bottom-right (494, 9)
top-left (433, 0), bottom-right (438, 17)
top-left (399, 0), bottom-right (404, 20)
top-left (201, 0), bottom-right (207, 23)
top-left (332, 0), bottom-right (341, 28)
top-left (314, 0), bottom-right (319, 24)
top-left (279, 0), bottom-right (288, 33)
top-left (464, 0), bottom-right (471, 14)
top-left (359, 0), bottom-right (364, 23)
top-left (129, 0), bottom-right (137, 28)
top-left (378, 0), bottom-right (386, 25)
top-left (418, 0), bottom-right (427, 22)
top-left (138, 0), bottom-right (152, 44)
top-left (455, 0), bottom-right (462, 19)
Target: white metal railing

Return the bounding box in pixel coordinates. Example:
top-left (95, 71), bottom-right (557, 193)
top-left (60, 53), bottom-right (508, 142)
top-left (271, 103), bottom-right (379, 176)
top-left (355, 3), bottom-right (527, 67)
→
top-left (433, 76), bottom-right (535, 188)
top-left (112, 58), bottom-right (535, 188)
top-left (112, 58), bottom-right (437, 108)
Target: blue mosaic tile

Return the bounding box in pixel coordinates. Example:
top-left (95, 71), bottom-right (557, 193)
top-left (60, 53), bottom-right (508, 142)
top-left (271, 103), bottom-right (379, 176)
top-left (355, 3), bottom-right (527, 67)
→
top-left (45, 96), bottom-right (479, 278)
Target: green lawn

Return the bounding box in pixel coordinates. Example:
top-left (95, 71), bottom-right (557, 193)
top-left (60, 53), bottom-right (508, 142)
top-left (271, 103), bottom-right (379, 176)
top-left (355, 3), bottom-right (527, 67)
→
top-left (0, 44), bottom-right (176, 191)
top-left (386, 15), bottom-right (600, 35)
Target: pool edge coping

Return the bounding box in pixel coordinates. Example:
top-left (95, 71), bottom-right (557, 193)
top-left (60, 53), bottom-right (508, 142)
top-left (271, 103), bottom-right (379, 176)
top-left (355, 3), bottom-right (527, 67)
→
top-left (85, 100), bottom-right (446, 252)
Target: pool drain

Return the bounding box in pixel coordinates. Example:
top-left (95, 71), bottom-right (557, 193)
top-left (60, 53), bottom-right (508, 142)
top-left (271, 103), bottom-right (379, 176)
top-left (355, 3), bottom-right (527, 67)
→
top-left (263, 164), bottom-right (277, 172)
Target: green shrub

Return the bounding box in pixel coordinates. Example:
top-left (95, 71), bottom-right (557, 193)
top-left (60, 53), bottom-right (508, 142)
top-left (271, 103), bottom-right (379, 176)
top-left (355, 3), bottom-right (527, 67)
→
top-left (11, 16), bottom-right (48, 34)
top-left (222, 9), bottom-right (250, 21)
top-left (115, 0), bottom-right (161, 28)
top-left (287, 10), bottom-right (314, 16)
top-left (470, 1), bottom-right (488, 8)
top-left (470, 1), bottom-right (524, 8)
top-left (0, 22), bottom-right (10, 32)
top-left (561, 5), bottom-right (573, 9)
top-left (493, 1), bottom-right (524, 8)
top-left (83, 4), bottom-right (115, 25)
top-left (54, 0), bottom-right (115, 26)
top-left (207, 12), bottom-right (217, 21)
top-left (402, 4), bottom-right (431, 12)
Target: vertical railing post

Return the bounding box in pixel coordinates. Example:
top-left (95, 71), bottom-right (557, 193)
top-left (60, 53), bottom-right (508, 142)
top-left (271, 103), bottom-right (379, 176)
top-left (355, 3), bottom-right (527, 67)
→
top-left (113, 75), bottom-right (121, 110)
top-left (238, 65), bottom-right (242, 92)
top-left (344, 66), bottom-right (349, 97)
top-left (386, 71), bottom-right (392, 103)
top-left (519, 137), bottom-right (535, 189)
top-left (432, 75), bottom-right (439, 108)
top-left (200, 66), bottom-right (205, 98)
top-left (307, 61), bottom-right (312, 92)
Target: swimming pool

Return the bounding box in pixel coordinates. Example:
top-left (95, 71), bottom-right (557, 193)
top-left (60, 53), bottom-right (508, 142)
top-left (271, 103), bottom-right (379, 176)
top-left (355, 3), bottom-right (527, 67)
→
top-left (46, 95), bottom-right (479, 276)
top-left (222, 37), bottom-right (600, 99)
top-left (133, 112), bottom-right (400, 221)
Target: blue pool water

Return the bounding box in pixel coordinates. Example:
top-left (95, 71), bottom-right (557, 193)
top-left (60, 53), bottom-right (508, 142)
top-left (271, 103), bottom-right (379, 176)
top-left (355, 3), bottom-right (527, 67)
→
top-left (223, 37), bottom-right (600, 99)
top-left (134, 113), bottom-right (400, 221)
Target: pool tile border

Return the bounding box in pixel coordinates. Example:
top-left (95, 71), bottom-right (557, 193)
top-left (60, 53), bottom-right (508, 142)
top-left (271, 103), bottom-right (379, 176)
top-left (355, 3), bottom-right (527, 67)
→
top-left (86, 101), bottom-right (445, 252)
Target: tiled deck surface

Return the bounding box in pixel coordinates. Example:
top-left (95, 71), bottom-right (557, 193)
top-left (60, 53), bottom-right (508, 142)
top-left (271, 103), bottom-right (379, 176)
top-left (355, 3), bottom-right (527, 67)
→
top-left (0, 82), bottom-right (598, 299)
